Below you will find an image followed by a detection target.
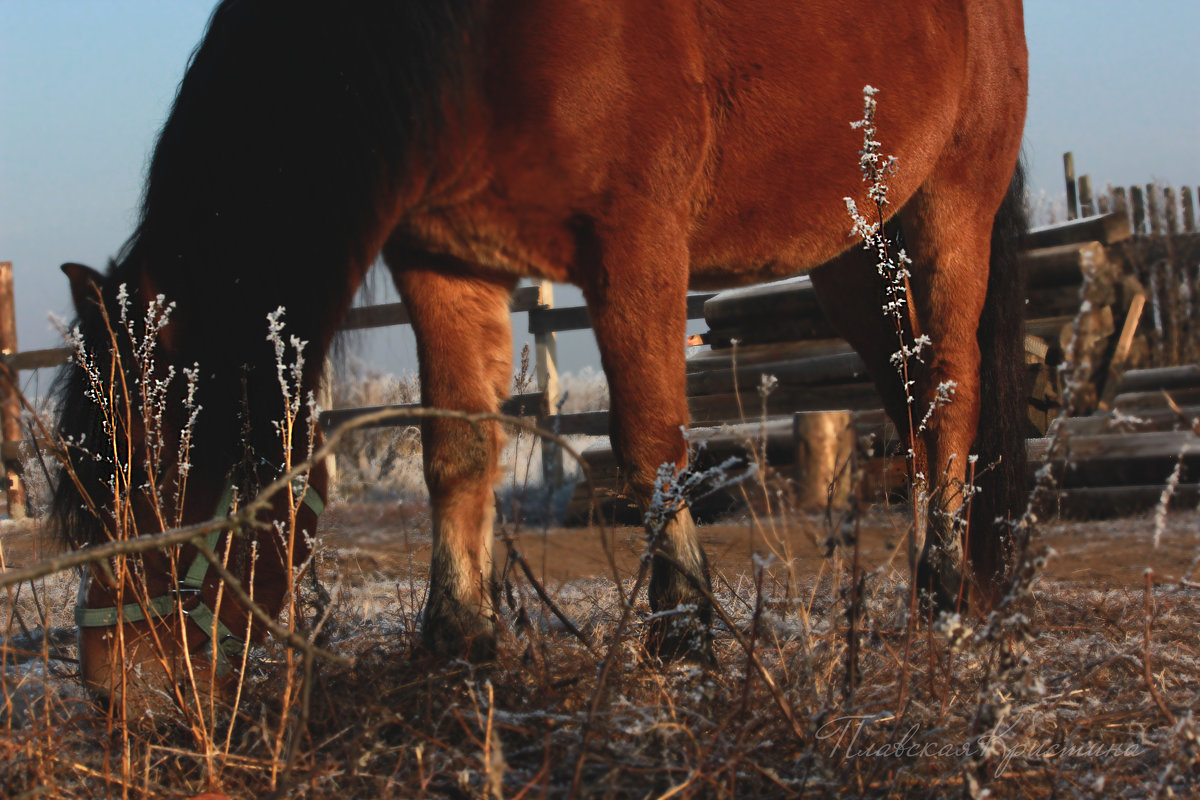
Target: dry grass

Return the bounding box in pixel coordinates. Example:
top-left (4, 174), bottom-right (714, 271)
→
top-left (3, 113), bottom-right (1198, 797)
top-left (3, 353), bottom-right (1200, 797)
top-left (3, 511), bottom-right (1199, 798)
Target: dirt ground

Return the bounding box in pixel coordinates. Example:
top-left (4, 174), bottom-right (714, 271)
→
top-left (3, 502), bottom-right (1197, 798)
top-left (5, 503), bottom-right (1196, 593)
top-left (307, 501), bottom-right (1200, 593)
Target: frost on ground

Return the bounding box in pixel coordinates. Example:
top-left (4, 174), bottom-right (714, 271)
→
top-left (2, 509), bottom-right (1198, 798)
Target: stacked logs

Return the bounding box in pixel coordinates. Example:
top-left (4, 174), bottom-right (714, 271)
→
top-left (567, 211), bottom-right (1198, 522)
top-left (1034, 365), bottom-right (1200, 518)
top-left (691, 213), bottom-right (1144, 431)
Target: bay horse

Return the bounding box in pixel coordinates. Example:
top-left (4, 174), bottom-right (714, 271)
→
top-left (53, 0), bottom-right (1028, 702)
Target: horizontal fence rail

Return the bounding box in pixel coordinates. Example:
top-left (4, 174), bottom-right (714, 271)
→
top-left (0, 276), bottom-right (715, 511)
top-left (3, 155), bottom-right (1197, 513)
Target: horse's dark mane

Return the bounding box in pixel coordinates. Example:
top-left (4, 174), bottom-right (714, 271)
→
top-left (52, 0), bottom-right (481, 545)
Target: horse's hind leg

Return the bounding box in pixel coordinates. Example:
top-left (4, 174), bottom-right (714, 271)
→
top-left (810, 245), bottom-right (940, 580)
top-left (386, 259), bottom-right (515, 661)
top-left (580, 213), bottom-right (714, 662)
top-left (812, 208), bottom-right (991, 611)
top-left (897, 185), bottom-right (1008, 611)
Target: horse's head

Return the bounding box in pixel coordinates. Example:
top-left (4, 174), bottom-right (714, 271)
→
top-left (53, 261), bottom-right (327, 711)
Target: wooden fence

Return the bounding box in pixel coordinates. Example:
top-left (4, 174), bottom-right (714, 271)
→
top-left (0, 268), bottom-right (713, 518)
top-left (3, 150), bottom-right (1195, 519)
top-left (1062, 150), bottom-right (1199, 235)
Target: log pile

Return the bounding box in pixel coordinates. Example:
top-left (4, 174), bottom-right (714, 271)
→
top-left (566, 212), bottom-right (1199, 523)
top-left (692, 217), bottom-right (1143, 430)
top-left (1030, 365), bottom-right (1200, 517)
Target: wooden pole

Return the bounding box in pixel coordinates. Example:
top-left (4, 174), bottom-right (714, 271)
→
top-left (0, 262), bottom-right (27, 520)
top-left (1112, 186), bottom-right (1129, 228)
top-left (1146, 184), bottom-right (1162, 236)
top-left (533, 280), bottom-right (564, 488)
top-left (792, 410), bottom-right (853, 511)
top-left (1078, 174), bottom-right (1094, 217)
top-left (1182, 186), bottom-right (1196, 233)
top-left (1063, 152), bottom-right (1078, 220)
top-left (318, 357), bottom-right (338, 496)
top-left (1164, 187), bottom-right (1179, 235)
top-left (1131, 186), bottom-right (1146, 235)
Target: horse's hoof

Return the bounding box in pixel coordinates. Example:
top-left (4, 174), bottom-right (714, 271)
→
top-left (420, 605), bottom-right (498, 663)
top-left (915, 556), bottom-right (966, 617)
top-left (645, 614), bottom-right (717, 668)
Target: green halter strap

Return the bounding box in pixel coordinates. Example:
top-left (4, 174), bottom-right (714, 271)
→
top-left (75, 478), bottom-right (325, 677)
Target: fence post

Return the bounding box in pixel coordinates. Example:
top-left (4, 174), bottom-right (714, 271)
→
top-left (1131, 186), bottom-right (1146, 235)
top-left (1112, 186), bottom-right (1129, 227)
top-left (533, 280), bottom-right (564, 488)
top-left (792, 410), bottom-right (854, 511)
top-left (319, 356), bottom-right (338, 496)
top-left (1063, 152), bottom-right (1078, 220)
top-left (1182, 186), bottom-right (1196, 233)
top-left (1164, 187), bottom-right (1179, 235)
top-left (1078, 174), bottom-right (1094, 217)
top-left (1146, 183), bottom-right (1162, 236)
top-left (0, 262), bottom-right (28, 520)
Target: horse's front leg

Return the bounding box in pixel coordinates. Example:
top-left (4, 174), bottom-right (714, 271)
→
top-left (389, 263), bottom-right (516, 661)
top-left (581, 214), bottom-right (714, 663)
top-left (900, 194), bottom-right (997, 613)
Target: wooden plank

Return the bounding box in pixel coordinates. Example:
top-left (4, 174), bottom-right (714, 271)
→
top-left (574, 416), bottom-right (827, 483)
top-left (1, 347), bottom-right (71, 371)
top-left (701, 277), bottom-right (839, 346)
top-left (704, 319), bottom-right (840, 349)
top-left (341, 301), bottom-right (410, 330)
top-left (1027, 429), bottom-right (1200, 490)
top-left (1056, 406), bottom-right (1200, 436)
top-left (547, 410), bottom-right (610, 437)
top-left (699, 251), bottom-right (1119, 350)
top-left (1078, 174), bottom-right (1094, 217)
top-left (1114, 387), bottom-right (1200, 413)
top-left (686, 351), bottom-right (869, 396)
top-left (1182, 186), bottom-right (1196, 233)
top-left (1021, 241), bottom-right (1115, 290)
top-left (687, 382), bottom-right (883, 425)
top-left (528, 292), bottom-right (713, 335)
top-left (1063, 152), bottom-right (1078, 220)
top-left (528, 303), bottom-right (590, 334)
top-left (1028, 428), bottom-right (1200, 464)
top-left (1147, 184), bottom-right (1162, 236)
top-left (1098, 293), bottom-right (1147, 408)
top-left (702, 276), bottom-right (824, 329)
top-left (533, 280), bottom-right (564, 486)
top-left (1112, 186), bottom-right (1129, 224)
top-left (1131, 186), bottom-right (1146, 234)
top-left (339, 285), bottom-right (541, 331)
top-left (1039, 484), bottom-right (1200, 519)
top-left (1026, 315), bottom-right (1079, 341)
top-left (1022, 211), bottom-right (1132, 250)
top-left (0, 262), bottom-right (27, 518)
top-left (1116, 364), bottom-right (1200, 395)
top-left (685, 339), bottom-right (855, 373)
top-left (319, 391), bottom-right (545, 430)
top-left (1165, 187), bottom-right (1179, 235)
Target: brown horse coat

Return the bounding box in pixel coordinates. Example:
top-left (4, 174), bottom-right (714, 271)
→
top-left (56, 0), bottom-right (1027, 694)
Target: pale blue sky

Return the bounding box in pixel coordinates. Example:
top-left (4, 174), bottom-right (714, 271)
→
top-left (2, 1), bottom-right (1198, 376)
